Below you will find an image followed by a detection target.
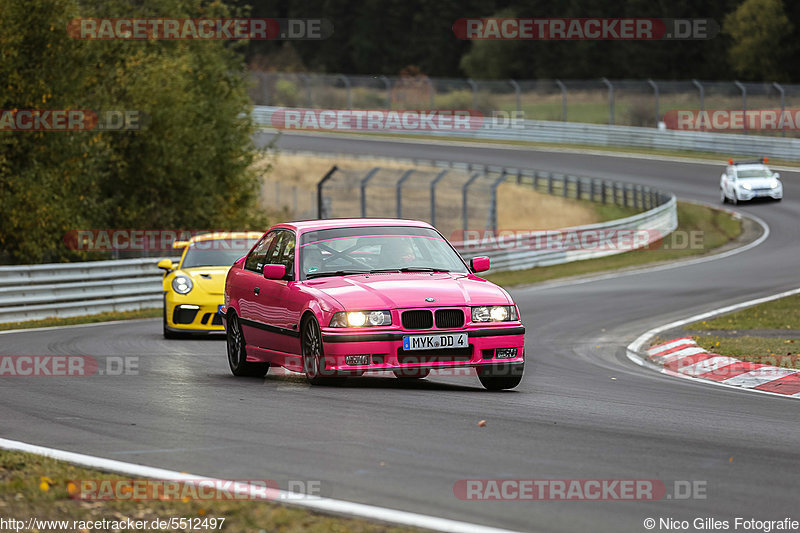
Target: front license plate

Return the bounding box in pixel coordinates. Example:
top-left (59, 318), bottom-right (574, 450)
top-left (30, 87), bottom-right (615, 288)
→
top-left (403, 333), bottom-right (468, 351)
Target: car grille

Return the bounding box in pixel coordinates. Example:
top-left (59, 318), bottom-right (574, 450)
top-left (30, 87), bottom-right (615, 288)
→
top-left (173, 307), bottom-right (198, 325)
top-left (397, 346), bottom-right (473, 364)
top-left (434, 309), bottom-right (464, 329)
top-left (401, 310), bottom-right (433, 330)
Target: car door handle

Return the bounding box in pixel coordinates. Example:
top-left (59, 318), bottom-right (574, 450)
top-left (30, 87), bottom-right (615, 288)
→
top-left (253, 287), bottom-right (260, 295)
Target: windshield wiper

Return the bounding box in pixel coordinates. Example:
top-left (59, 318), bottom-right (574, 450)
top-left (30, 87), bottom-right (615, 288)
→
top-left (306, 269), bottom-right (370, 279)
top-left (399, 267), bottom-right (451, 272)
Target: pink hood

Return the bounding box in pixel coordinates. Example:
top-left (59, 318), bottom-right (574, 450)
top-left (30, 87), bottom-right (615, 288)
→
top-left (302, 272), bottom-right (511, 310)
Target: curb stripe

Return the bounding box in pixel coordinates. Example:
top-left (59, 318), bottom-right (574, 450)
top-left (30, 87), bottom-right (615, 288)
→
top-left (642, 338), bottom-right (800, 397)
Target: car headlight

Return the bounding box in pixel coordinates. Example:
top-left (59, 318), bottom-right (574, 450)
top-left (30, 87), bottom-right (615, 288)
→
top-left (741, 183), bottom-right (752, 190)
top-left (171, 275), bottom-right (193, 295)
top-left (329, 310), bottom-right (392, 328)
top-left (471, 305), bottom-right (518, 323)
top-left (770, 179), bottom-right (780, 189)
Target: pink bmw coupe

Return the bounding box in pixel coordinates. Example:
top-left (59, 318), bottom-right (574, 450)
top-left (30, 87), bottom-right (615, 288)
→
top-left (221, 219), bottom-right (525, 390)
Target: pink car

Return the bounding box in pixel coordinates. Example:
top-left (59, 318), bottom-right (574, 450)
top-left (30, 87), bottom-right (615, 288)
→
top-left (221, 219), bottom-right (525, 390)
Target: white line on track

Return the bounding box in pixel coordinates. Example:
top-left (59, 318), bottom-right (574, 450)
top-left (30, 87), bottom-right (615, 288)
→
top-left (0, 438), bottom-right (520, 533)
top-left (625, 286), bottom-right (800, 400)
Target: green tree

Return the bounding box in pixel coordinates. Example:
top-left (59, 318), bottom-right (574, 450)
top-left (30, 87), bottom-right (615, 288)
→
top-left (0, 0), bottom-right (265, 263)
top-left (724, 0), bottom-right (793, 80)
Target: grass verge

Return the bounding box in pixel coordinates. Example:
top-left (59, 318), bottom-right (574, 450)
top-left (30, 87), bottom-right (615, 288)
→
top-left (683, 293), bottom-right (800, 367)
top-left (0, 449), bottom-right (418, 533)
top-left (687, 294), bottom-right (800, 330)
top-left (486, 201), bottom-right (743, 287)
top-left (0, 308), bottom-right (161, 332)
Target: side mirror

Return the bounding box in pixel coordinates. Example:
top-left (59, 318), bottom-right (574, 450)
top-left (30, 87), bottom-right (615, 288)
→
top-left (263, 264), bottom-right (286, 280)
top-left (157, 259), bottom-right (174, 271)
top-left (172, 240), bottom-right (189, 250)
top-left (774, 172), bottom-right (781, 179)
top-left (470, 256), bottom-right (490, 273)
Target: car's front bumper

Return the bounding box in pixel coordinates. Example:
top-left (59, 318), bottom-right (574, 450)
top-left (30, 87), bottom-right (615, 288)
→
top-left (319, 325), bottom-right (525, 374)
top-left (165, 295), bottom-right (225, 333)
top-left (737, 188), bottom-right (782, 200)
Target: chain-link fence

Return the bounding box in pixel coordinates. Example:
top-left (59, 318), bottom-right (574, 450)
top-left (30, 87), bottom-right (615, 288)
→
top-left (250, 72), bottom-right (800, 136)
top-left (315, 161), bottom-right (670, 242)
top-left (261, 179), bottom-right (317, 220)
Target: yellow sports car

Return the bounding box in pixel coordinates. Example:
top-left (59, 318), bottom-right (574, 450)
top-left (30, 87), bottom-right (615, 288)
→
top-left (158, 232), bottom-right (261, 338)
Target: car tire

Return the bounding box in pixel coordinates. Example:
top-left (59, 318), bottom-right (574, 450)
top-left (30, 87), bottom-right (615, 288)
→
top-left (393, 368), bottom-right (430, 379)
top-left (478, 362), bottom-right (524, 391)
top-left (720, 188), bottom-right (727, 204)
top-left (302, 316), bottom-right (345, 386)
top-left (226, 313), bottom-right (269, 377)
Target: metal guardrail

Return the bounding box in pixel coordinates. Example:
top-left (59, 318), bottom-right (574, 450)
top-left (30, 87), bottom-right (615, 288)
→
top-left (454, 196), bottom-right (677, 273)
top-left (253, 105), bottom-right (800, 161)
top-left (0, 258), bottom-right (174, 324)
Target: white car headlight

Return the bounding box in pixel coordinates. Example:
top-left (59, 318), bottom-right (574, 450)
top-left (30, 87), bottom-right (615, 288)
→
top-left (741, 183), bottom-right (752, 191)
top-left (329, 310), bottom-right (392, 328)
top-left (770, 179), bottom-right (780, 189)
top-left (471, 306), bottom-right (518, 323)
top-left (172, 275), bottom-right (193, 294)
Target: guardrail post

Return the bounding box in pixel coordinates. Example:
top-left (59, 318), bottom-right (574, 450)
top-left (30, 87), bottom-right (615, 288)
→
top-left (337, 74), bottom-right (352, 109)
top-left (555, 79), bottom-right (567, 121)
top-left (647, 79), bottom-right (659, 126)
top-left (360, 167), bottom-right (381, 217)
top-left (692, 79), bottom-right (704, 130)
top-left (430, 169), bottom-right (448, 227)
top-left (317, 165), bottom-right (338, 219)
top-left (601, 181), bottom-right (607, 204)
top-left (462, 172), bottom-right (483, 232)
top-left (562, 175), bottom-right (569, 198)
top-left (601, 78), bottom-right (614, 125)
top-left (547, 173), bottom-right (553, 195)
top-left (773, 82), bottom-right (786, 137)
top-left (396, 169), bottom-right (415, 218)
top-left (509, 79), bottom-right (521, 114)
top-left (734, 81), bottom-right (747, 134)
top-left (633, 185), bottom-right (640, 209)
top-left (299, 73), bottom-right (312, 107)
top-left (623, 184), bottom-right (629, 208)
top-left (379, 75), bottom-right (391, 109)
top-left (489, 170), bottom-right (507, 233)
top-left (467, 78), bottom-right (478, 110)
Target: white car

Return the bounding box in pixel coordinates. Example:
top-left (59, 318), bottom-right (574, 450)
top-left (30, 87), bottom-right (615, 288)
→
top-left (720, 159), bottom-right (783, 204)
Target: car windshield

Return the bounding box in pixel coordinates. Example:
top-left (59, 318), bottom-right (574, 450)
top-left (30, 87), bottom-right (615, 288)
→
top-left (181, 237), bottom-right (259, 268)
top-left (298, 226), bottom-right (468, 280)
top-left (737, 169), bottom-right (772, 179)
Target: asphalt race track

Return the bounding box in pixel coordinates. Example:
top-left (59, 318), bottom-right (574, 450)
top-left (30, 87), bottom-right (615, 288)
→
top-left (2, 133), bottom-right (799, 532)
